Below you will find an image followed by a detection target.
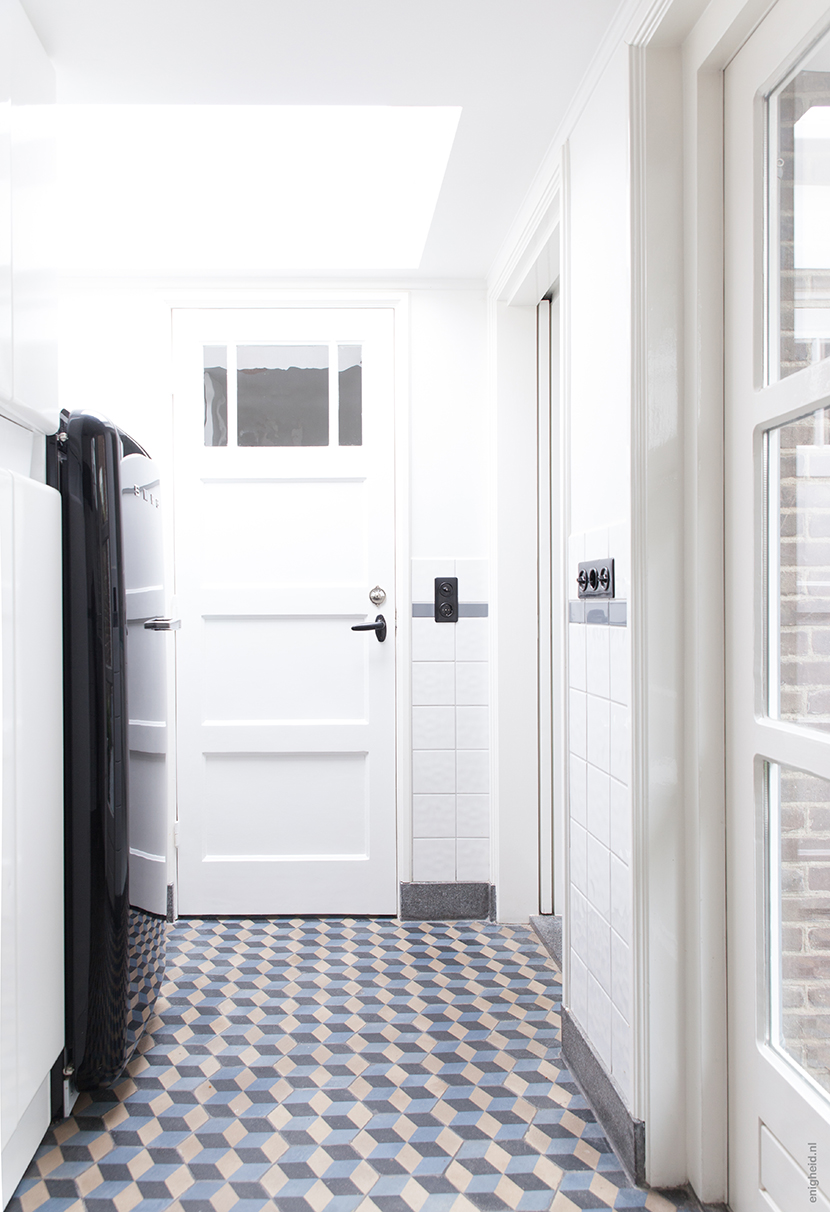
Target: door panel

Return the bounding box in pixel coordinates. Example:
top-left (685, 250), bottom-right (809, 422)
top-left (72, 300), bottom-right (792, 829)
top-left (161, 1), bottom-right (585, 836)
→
top-left (173, 308), bottom-right (396, 915)
top-left (726, 2), bottom-right (830, 1207)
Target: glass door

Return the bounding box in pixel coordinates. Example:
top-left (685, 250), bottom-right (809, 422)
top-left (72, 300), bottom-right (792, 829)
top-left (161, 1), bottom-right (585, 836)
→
top-left (726, 2), bottom-right (830, 1207)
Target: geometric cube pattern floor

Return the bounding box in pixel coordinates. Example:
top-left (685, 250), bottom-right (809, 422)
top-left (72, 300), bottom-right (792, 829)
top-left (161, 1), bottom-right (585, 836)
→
top-left (10, 919), bottom-right (695, 1212)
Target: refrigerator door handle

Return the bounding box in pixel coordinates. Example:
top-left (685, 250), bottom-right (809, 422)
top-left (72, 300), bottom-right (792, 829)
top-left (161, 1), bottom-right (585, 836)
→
top-left (143, 617), bottom-right (181, 631)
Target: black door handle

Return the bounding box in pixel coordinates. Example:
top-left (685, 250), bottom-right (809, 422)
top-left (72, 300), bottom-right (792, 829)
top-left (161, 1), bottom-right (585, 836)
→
top-left (351, 614), bottom-right (387, 642)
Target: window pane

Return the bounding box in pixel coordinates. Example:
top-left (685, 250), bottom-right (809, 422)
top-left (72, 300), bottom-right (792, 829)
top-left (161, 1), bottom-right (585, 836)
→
top-left (204, 345), bottom-right (227, 447)
top-left (770, 30), bottom-right (830, 380)
top-left (237, 345), bottom-right (329, 447)
top-left (338, 345), bottom-right (362, 446)
top-left (769, 406), bottom-right (830, 729)
top-left (771, 763), bottom-right (830, 1097)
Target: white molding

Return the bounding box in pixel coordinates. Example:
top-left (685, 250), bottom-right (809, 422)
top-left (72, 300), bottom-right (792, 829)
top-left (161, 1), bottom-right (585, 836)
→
top-left (392, 295), bottom-right (412, 898)
top-left (628, 40), bottom-right (650, 1134)
top-left (560, 139), bottom-right (572, 978)
top-left (150, 285), bottom-right (413, 911)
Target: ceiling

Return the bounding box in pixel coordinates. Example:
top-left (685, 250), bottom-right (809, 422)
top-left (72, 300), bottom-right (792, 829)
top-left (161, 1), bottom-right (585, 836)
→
top-left (22, 0), bottom-right (622, 279)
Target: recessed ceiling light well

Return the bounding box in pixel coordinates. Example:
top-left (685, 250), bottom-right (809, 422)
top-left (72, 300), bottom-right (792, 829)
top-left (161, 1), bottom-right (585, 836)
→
top-left (57, 105), bottom-right (462, 274)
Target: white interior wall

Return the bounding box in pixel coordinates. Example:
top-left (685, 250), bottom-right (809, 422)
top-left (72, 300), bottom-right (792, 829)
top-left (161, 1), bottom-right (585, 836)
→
top-left (565, 43), bottom-right (635, 1107)
top-left (58, 283), bottom-right (490, 894)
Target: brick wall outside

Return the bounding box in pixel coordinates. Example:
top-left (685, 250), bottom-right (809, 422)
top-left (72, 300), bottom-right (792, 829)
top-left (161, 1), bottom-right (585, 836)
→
top-left (770, 63), bottom-right (830, 1097)
top-left (780, 767), bottom-right (830, 1094)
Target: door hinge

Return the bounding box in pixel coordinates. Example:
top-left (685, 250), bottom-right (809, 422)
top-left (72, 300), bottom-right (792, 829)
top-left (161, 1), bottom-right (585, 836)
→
top-left (173, 822), bottom-right (180, 849)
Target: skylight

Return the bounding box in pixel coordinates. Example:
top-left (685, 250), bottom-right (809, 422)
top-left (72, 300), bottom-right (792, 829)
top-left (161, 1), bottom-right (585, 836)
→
top-left (57, 105), bottom-right (461, 273)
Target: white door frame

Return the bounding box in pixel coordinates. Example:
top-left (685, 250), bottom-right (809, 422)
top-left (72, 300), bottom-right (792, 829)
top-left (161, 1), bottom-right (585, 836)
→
top-left (489, 213), bottom-right (563, 926)
top-left (153, 288), bottom-right (411, 918)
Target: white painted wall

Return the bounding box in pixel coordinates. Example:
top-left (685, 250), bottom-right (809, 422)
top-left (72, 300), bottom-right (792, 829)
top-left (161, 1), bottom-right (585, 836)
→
top-left (409, 290), bottom-right (488, 560)
top-left (58, 283), bottom-right (491, 896)
top-left (568, 44), bottom-right (630, 539)
top-left (564, 43), bottom-right (635, 1110)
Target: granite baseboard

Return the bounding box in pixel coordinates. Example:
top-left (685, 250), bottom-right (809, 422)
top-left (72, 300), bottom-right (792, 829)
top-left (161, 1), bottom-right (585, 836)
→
top-left (561, 1008), bottom-right (645, 1184)
top-left (529, 915), bottom-right (562, 966)
top-left (399, 882), bottom-right (495, 921)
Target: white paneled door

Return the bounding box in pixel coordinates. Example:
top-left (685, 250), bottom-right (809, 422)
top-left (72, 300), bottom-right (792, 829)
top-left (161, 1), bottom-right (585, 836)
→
top-left (173, 309), bottom-right (397, 915)
top-left (726, 3), bottom-right (830, 1207)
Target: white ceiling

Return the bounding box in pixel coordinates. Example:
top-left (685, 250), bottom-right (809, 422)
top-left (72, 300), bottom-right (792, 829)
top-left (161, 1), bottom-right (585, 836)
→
top-left (22, 0), bottom-right (621, 279)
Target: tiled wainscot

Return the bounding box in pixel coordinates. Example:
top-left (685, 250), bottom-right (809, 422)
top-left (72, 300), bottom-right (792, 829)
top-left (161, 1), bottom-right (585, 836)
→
top-left (410, 558), bottom-right (491, 885)
top-left (567, 527), bottom-right (633, 1109)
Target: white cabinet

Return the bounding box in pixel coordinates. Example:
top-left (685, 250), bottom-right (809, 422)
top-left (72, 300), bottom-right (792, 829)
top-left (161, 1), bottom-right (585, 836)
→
top-left (0, 471), bottom-right (63, 1206)
top-left (0, 0), bottom-right (56, 435)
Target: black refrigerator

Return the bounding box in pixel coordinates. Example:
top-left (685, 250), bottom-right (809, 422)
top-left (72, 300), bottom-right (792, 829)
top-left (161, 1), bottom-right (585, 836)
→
top-left (48, 410), bottom-right (170, 1092)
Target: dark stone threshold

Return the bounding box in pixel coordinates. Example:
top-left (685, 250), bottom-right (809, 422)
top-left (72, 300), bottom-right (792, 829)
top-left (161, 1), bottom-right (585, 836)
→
top-left (561, 1008), bottom-right (646, 1184)
top-left (399, 882), bottom-right (495, 921)
top-left (529, 914), bottom-right (562, 965)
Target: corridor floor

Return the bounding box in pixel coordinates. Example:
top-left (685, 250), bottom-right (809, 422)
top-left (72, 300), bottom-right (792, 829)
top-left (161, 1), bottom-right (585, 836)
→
top-left (11, 919), bottom-right (692, 1212)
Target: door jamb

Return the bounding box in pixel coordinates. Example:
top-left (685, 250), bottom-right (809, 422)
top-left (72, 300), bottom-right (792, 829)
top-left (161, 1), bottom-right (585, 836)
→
top-left (163, 288), bottom-right (411, 917)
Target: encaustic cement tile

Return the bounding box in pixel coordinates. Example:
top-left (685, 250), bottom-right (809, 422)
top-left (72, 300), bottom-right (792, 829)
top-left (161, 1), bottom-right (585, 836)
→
top-left (9, 919), bottom-right (693, 1212)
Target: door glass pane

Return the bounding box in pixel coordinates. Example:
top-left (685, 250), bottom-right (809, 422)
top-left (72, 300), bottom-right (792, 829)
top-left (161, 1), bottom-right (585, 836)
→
top-left (237, 345), bottom-right (329, 447)
top-left (768, 406), bottom-right (830, 728)
top-left (770, 762), bottom-right (830, 1097)
top-left (204, 345), bottom-right (227, 447)
top-left (338, 345), bottom-right (362, 447)
top-left (769, 29), bottom-right (830, 381)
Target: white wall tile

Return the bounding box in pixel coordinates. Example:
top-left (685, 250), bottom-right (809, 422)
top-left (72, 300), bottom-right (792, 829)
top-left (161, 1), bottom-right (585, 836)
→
top-left (609, 701), bottom-right (630, 783)
top-left (586, 834), bottom-right (611, 921)
top-left (586, 624), bottom-right (610, 699)
top-left (609, 777), bottom-right (632, 864)
top-left (412, 616), bottom-right (455, 662)
top-left (569, 951), bottom-right (589, 1029)
top-left (457, 749), bottom-right (489, 794)
top-left (570, 754), bottom-right (587, 828)
top-left (587, 974), bottom-right (612, 1069)
top-left (611, 929), bottom-right (631, 1022)
top-left (611, 1004), bottom-right (633, 1107)
top-left (412, 706), bottom-right (455, 750)
top-left (586, 765), bottom-right (610, 847)
top-left (587, 904), bottom-right (611, 995)
top-left (456, 706), bottom-right (489, 749)
top-left (610, 855), bottom-right (632, 944)
top-left (584, 526), bottom-right (609, 561)
top-left (412, 662), bottom-right (455, 706)
top-left (456, 558), bottom-right (489, 602)
top-left (570, 887), bottom-right (588, 961)
top-left (412, 558), bottom-right (455, 601)
top-left (412, 838), bottom-right (456, 882)
top-left (456, 662), bottom-right (488, 705)
top-left (586, 694), bottom-right (610, 771)
top-left (413, 795), bottom-right (456, 838)
top-left (412, 749), bottom-right (456, 795)
top-left (455, 617), bottom-right (489, 661)
top-left (568, 532), bottom-right (585, 590)
top-left (457, 794), bottom-right (489, 836)
top-left (456, 838), bottom-right (490, 881)
top-left (569, 688), bottom-right (587, 759)
top-left (568, 623), bottom-right (586, 692)
top-left (571, 821), bottom-right (587, 895)
top-left (608, 625), bottom-right (629, 706)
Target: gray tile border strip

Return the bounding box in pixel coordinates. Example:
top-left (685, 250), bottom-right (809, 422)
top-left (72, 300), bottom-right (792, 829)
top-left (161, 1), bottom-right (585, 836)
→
top-left (412, 603), bottom-right (489, 617)
top-left (561, 1008), bottom-right (645, 1184)
top-left (569, 600), bottom-right (585, 623)
top-left (529, 914), bottom-right (562, 966)
top-left (399, 881), bottom-right (494, 920)
top-left (569, 599), bottom-right (627, 626)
